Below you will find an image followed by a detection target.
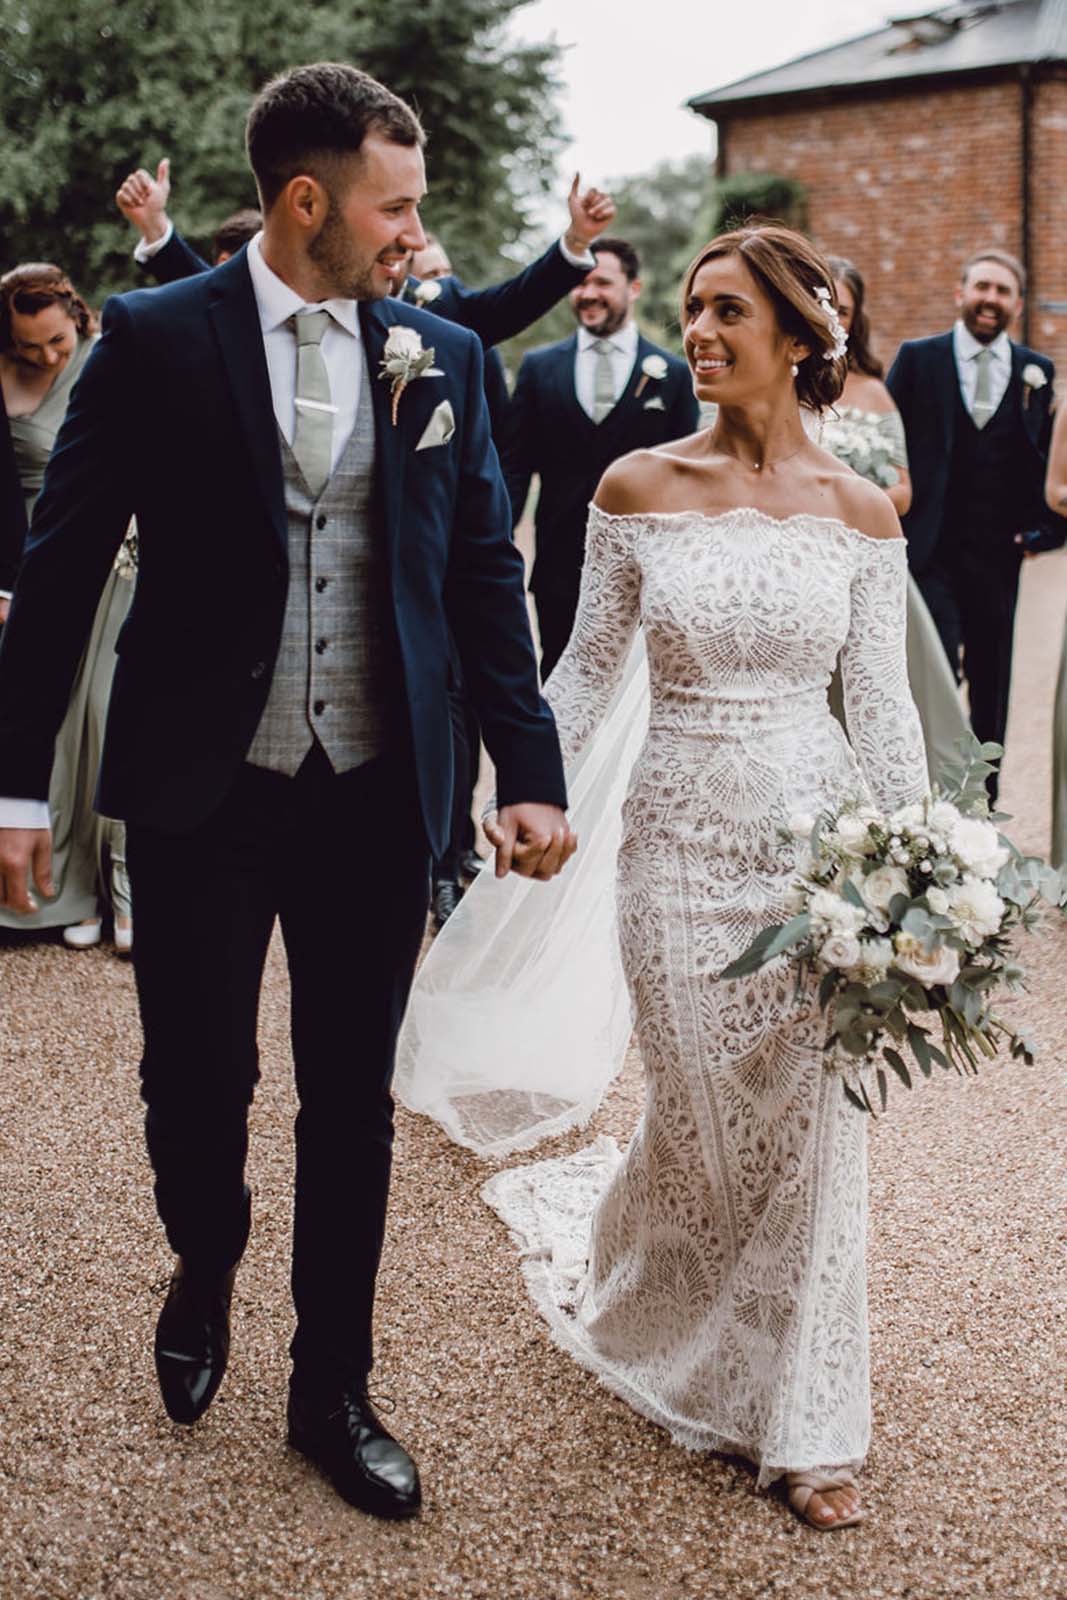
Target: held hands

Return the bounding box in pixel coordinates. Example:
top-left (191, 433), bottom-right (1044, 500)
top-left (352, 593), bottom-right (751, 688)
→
top-left (115, 158), bottom-right (171, 244)
top-left (0, 828), bottom-right (54, 914)
top-left (563, 173), bottom-right (616, 256)
top-left (484, 804), bottom-right (577, 881)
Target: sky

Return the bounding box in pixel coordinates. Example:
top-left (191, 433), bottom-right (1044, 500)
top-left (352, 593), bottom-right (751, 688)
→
top-left (511, 0), bottom-right (900, 185)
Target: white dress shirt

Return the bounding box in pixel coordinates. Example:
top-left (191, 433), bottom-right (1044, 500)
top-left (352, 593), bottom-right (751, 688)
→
top-left (953, 319), bottom-right (1012, 419)
top-left (573, 319), bottom-right (639, 420)
top-left (245, 233), bottom-right (361, 471)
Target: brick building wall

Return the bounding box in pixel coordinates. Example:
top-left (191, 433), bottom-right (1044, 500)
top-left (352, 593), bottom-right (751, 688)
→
top-left (717, 75), bottom-right (1067, 373)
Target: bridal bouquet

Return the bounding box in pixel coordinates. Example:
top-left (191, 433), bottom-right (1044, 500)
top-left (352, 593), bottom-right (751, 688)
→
top-left (720, 738), bottom-right (1064, 1113)
top-left (819, 410), bottom-right (899, 489)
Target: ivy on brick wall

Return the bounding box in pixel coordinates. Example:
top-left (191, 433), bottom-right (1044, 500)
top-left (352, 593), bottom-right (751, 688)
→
top-left (711, 173), bottom-right (808, 234)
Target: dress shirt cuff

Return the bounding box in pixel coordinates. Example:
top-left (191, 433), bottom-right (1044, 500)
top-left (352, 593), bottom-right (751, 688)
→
top-left (133, 220), bottom-right (174, 263)
top-left (0, 798), bottom-right (50, 829)
top-left (558, 236), bottom-right (596, 270)
top-left (0, 590), bottom-right (11, 600)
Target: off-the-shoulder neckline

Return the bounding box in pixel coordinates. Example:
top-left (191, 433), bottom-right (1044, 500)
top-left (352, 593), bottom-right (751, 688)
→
top-left (587, 503), bottom-right (905, 548)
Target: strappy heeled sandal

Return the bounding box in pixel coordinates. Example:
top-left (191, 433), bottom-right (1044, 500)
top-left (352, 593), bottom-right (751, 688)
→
top-left (785, 1468), bottom-right (864, 1530)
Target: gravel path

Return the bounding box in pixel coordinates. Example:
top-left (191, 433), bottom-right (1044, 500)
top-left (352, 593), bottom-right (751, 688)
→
top-left (1, 555), bottom-right (1065, 1600)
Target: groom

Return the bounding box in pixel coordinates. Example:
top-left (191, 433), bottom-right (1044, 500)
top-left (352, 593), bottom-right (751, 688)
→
top-left (0, 64), bottom-right (574, 1519)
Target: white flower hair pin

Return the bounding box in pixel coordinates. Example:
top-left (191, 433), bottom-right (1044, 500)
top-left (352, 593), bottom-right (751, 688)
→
top-left (814, 285), bottom-right (849, 363)
top-left (379, 325), bottom-right (443, 425)
top-left (1021, 362), bottom-right (1048, 409)
top-left (635, 353), bottom-right (668, 398)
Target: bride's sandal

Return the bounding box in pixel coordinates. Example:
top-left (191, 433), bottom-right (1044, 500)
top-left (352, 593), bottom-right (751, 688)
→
top-left (785, 1469), bottom-right (864, 1530)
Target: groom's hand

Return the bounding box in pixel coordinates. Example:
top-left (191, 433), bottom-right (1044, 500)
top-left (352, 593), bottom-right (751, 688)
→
top-left (0, 828), bottom-right (54, 913)
top-left (485, 804), bottom-right (577, 881)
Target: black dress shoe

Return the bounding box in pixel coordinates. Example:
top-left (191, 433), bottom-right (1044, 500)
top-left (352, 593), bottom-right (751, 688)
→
top-left (288, 1385), bottom-right (421, 1520)
top-left (431, 879), bottom-right (462, 931)
top-left (154, 1260), bottom-right (236, 1425)
top-left (459, 850), bottom-right (486, 883)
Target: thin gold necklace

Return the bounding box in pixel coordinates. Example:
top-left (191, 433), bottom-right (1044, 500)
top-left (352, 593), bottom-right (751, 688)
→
top-left (720, 442), bottom-right (805, 473)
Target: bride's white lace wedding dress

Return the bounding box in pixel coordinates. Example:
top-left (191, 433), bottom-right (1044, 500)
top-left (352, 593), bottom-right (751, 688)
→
top-left (479, 505), bottom-right (927, 1488)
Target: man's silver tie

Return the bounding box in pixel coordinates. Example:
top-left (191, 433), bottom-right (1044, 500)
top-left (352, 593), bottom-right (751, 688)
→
top-left (972, 345), bottom-right (995, 430)
top-left (591, 339), bottom-right (616, 424)
top-left (292, 309), bottom-right (335, 495)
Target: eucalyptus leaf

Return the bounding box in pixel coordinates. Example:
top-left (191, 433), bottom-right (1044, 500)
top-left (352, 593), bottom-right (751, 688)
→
top-left (876, 1067), bottom-right (888, 1110)
top-left (884, 1046), bottom-right (912, 1088)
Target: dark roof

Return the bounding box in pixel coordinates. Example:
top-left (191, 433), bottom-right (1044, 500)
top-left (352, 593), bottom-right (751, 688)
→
top-left (689, 0), bottom-right (1067, 117)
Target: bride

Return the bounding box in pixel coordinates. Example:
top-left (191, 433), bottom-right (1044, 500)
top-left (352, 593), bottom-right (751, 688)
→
top-left (400, 224), bottom-right (928, 1530)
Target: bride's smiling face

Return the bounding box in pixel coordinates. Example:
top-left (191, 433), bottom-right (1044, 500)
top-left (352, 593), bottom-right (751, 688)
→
top-left (683, 254), bottom-right (799, 404)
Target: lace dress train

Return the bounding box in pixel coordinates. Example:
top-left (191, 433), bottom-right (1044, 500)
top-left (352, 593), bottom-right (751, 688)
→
top-left (483, 506), bottom-right (927, 1488)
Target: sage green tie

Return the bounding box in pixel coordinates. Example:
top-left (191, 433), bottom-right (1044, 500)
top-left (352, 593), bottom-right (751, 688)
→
top-left (292, 309), bottom-right (334, 495)
top-left (972, 346), bottom-right (995, 430)
top-left (591, 339), bottom-right (616, 423)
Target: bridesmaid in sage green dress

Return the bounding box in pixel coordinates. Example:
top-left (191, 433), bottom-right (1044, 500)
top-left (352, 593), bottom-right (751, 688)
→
top-left (0, 263), bottom-right (134, 948)
top-left (825, 257), bottom-right (970, 785)
top-left (1044, 402), bottom-right (1067, 866)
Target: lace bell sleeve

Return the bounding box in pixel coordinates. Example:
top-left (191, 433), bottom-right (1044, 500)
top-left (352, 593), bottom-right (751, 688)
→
top-left (542, 505), bottom-right (642, 767)
top-left (840, 534), bottom-right (928, 810)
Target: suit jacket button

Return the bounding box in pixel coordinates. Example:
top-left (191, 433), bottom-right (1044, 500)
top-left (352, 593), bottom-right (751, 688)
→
top-left (315, 576), bottom-right (328, 593)
top-left (313, 699), bottom-right (326, 716)
top-left (250, 660), bottom-right (267, 679)
top-left (315, 638), bottom-right (328, 655)
top-left (316, 513), bottom-right (327, 530)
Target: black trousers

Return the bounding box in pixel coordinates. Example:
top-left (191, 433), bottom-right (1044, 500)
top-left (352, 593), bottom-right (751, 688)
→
top-left (917, 549), bottom-right (1022, 796)
top-left (534, 580), bottom-right (580, 683)
top-left (126, 740), bottom-right (431, 1388)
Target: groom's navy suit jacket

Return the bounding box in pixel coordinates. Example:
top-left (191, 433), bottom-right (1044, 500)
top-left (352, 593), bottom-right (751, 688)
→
top-left (139, 228), bottom-right (587, 351)
top-left (0, 249), bottom-right (566, 853)
top-left (886, 331), bottom-right (1059, 574)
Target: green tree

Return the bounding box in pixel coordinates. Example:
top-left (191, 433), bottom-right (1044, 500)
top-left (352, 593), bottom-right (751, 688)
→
top-left (607, 153), bottom-right (715, 351)
top-left (0, 0), bottom-right (563, 300)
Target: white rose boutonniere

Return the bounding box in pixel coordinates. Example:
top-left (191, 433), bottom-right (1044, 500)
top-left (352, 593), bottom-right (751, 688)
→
top-left (635, 352), bottom-right (668, 398)
top-left (413, 279), bottom-right (443, 307)
top-left (379, 326), bottom-right (444, 425)
top-left (1021, 362), bottom-right (1048, 409)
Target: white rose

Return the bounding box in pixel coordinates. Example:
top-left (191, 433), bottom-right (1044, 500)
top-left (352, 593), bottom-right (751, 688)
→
top-left (892, 941), bottom-right (961, 988)
top-left (384, 325), bottom-right (424, 360)
top-left (809, 888), bottom-right (865, 936)
top-left (820, 933), bottom-right (861, 971)
top-left (926, 886), bottom-right (950, 915)
top-left (783, 881), bottom-right (808, 916)
top-left (860, 864), bottom-right (910, 913)
top-left (889, 803), bottom-right (923, 831)
top-left (927, 800), bottom-right (960, 834)
top-left (1022, 362), bottom-right (1048, 391)
top-left (945, 876), bottom-right (1006, 944)
top-left (845, 936), bottom-right (894, 982)
top-left (414, 279), bottom-right (443, 305)
top-left (788, 812), bottom-right (815, 839)
top-left (642, 354), bottom-right (668, 381)
top-left (836, 813), bottom-right (876, 856)
top-left (949, 817), bottom-right (1010, 879)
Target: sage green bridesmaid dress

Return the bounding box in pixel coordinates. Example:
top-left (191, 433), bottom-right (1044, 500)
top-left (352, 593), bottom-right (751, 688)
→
top-left (2, 335), bottom-right (135, 932)
top-left (825, 406), bottom-right (971, 787)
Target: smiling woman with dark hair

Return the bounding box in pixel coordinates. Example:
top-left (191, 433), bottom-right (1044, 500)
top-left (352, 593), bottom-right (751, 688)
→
top-left (407, 223), bottom-right (929, 1533)
top-left (0, 262), bottom-right (134, 951)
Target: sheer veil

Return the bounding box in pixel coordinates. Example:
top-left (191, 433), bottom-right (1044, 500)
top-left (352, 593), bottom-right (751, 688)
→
top-left (394, 633), bottom-right (649, 1158)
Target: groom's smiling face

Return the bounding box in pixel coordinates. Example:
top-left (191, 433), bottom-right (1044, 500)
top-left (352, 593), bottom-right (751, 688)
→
top-left (308, 132), bottom-right (428, 301)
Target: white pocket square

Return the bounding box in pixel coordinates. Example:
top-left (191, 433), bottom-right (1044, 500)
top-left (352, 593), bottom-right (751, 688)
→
top-left (643, 396), bottom-right (666, 412)
top-left (415, 400), bottom-right (456, 451)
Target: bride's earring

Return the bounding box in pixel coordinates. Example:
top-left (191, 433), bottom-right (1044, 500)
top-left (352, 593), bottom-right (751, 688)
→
top-left (790, 362), bottom-right (799, 379)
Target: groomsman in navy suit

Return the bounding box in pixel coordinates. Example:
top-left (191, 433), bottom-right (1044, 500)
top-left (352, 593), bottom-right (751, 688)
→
top-left (503, 238), bottom-right (698, 677)
top-left (116, 156), bottom-right (611, 353)
top-left (887, 249), bottom-right (1059, 794)
top-left (0, 63), bottom-right (577, 1519)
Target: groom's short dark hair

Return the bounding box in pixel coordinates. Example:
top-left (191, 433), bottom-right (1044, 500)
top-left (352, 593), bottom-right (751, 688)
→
top-left (246, 62), bottom-right (424, 211)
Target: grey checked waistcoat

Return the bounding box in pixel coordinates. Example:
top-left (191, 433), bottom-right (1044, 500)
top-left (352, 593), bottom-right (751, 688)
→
top-left (246, 344), bottom-right (389, 776)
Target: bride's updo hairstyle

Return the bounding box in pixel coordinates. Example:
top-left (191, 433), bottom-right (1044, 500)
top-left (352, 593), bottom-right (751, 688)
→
top-left (681, 223), bottom-right (847, 413)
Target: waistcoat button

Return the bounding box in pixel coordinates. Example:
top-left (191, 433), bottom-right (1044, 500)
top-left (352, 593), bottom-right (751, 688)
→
top-left (313, 699), bottom-right (326, 716)
top-left (316, 513), bottom-right (327, 530)
top-left (315, 638), bottom-right (328, 655)
top-left (315, 576), bottom-right (328, 593)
